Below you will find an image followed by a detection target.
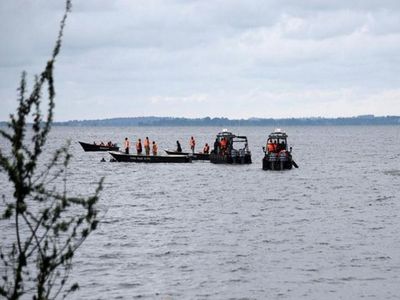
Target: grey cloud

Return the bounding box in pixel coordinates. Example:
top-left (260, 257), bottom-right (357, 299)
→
top-left (1, 0), bottom-right (400, 121)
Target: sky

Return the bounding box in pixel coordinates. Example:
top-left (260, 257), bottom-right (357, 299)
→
top-left (1, 0), bottom-right (400, 121)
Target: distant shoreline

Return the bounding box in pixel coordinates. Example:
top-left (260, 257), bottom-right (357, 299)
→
top-left (1, 115), bottom-right (399, 126)
top-left (56, 115), bottom-right (400, 126)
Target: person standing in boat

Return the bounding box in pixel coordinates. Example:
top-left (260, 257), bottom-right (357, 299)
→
top-left (136, 138), bottom-right (142, 155)
top-left (176, 140), bottom-right (182, 153)
top-left (152, 141), bottom-right (158, 156)
top-left (226, 138), bottom-right (231, 153)
top-left (213, 138), bottom-right (219, 154)
top-left (273, 140), bottom-right (278, 153)
top-left (203, 143), bottom-right (210, 154)
top-left (144, 137), bottom-right (150, 156)
top-left (280, 141), bottom-right (286, 151)
top-left (267, 138), bottom-right (275, 153)
top-left (189, 136), bottom-right (196, 154)
top-left (124, 137), bottom-right (130, 154)
top-left (220, 137), bottom-right (227, 154)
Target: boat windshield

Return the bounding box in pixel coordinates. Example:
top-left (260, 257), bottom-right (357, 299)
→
top-left (267, 132), bottom-right (288, 151)
top-left (232, 140), bottom-right (248, 151)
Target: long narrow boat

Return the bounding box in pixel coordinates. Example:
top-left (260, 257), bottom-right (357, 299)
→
top-left (79, 141), bottom-right (119, 152)
top-left (109, 151), bottom-right (192, 163)
top-left (164, 149), bottom-right (210, 161)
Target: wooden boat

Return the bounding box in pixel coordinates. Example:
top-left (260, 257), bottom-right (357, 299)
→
top-left (209, 130), bottom-right (252, 164)
top-left (262, 129), bottom-right (298, 170)
top-left (79, 141), bottom-right (119, 152)
top-left (108, 151), bottom-right (192, 163)
top-left (164, 149), bottom-right (210, 161)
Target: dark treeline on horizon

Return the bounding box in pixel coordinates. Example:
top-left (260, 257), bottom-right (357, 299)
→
top-left (56, 115), bottom-right (400, 126)
top-left (1, 115), bottom-right (399, 127)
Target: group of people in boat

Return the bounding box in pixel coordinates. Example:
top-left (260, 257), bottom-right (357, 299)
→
top-left (122, 136), bottom-right (210, 156)
top-left (93, 141), bottom-right (116, 147)
top-left (124, 136), bottom-right (158, 156)
top-left (213, 137), bottom-right (230, 154)
top-left (174, 137), bottom-right (210, 154)
top-left (266, 138), bottom-right (287, 154)
top-left (120, 135), bottom-right (286, 157)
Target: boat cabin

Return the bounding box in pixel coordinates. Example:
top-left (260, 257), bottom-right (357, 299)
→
top-left (264, 129), bottom-right (290, 153)
top-left (213, 130), bottom-right (249, 155)
top-left (210, 130), bottom-right (252, 164)
top-left (262, 129), bottom-right (297, 170)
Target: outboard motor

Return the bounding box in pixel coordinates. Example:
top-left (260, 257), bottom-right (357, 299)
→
top-left (239, 149), bottom-right (245, 164)
top-left (269, 152), bottom-right (277, 170)
top-left (278, 151), bottom-right (288, 170)
top-left (231, 149), bottom-right (237, 163)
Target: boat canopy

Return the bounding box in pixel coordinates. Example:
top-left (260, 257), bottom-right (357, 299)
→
top-left (266, 129), bottom-right (288, 151)
top-left (211, 130), bottom-right (251, 163)
top-left (216, 131), bottom-right (248, 143)
top-left (216, 131), bottom-right (235, 138)
top-left (268, 131), bottom-right (288, 140)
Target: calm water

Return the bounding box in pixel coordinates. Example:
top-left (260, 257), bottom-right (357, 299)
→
top-left (1, 126), bottom-right (400, 299)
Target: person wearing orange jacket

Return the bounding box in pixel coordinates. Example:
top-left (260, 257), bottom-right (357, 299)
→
top-left (220, 137), bottom-right (227, 154)
top-left (203, 143), bottom-right (210, 154)
top-left (189, 136), bottom-right (196, 154)
top-left (144, 137), bottom-right (150, 156)
top-left (124, 137), bottom-right (130, 154)
top-left (267, 139), bottom-right (275, 153)
top-left (136, 138), bottom-right (142, 155)
top-left (152, 141), bottom-right (158, 156)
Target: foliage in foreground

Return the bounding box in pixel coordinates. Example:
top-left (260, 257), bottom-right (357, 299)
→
top-left (0, 1), bottom-right (103, 298)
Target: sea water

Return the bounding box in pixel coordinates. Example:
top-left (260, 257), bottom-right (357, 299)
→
top-left (1, 126), bottom-right (399, 299)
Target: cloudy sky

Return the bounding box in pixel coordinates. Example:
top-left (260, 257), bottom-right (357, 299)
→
top-left (1, 0), bottom-right (400, 121)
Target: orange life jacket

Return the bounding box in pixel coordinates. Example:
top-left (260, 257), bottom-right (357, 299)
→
top-left (220, 139), bottom-right (227, 149)
top-left (267, 143), bottom-right (275, 152)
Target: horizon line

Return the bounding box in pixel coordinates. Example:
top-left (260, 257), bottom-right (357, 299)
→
top-left (1, 114), bottom-right (400, 124)
top-left (56, 114), bottom-right (397, 123)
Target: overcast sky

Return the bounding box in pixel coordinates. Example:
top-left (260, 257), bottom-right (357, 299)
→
top-left (1, 0), bottom-right (400, 121)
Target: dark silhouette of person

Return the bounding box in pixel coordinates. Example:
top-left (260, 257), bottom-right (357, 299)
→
top-left (176, 140), bottom-right (182, 152)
